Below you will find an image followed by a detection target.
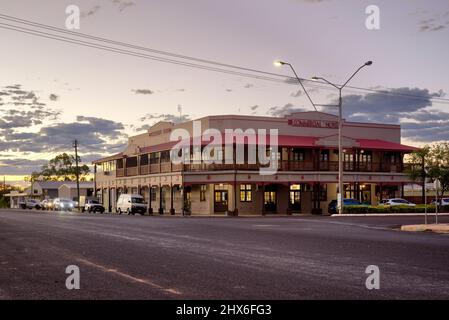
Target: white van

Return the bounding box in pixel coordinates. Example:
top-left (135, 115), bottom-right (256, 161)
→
top-left (116, 194), bottom-right (147, 215)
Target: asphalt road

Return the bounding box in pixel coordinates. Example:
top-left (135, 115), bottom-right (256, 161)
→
top-left (0, 209), bottom-right (448, 300)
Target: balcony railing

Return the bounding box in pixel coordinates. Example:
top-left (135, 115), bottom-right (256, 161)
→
top-left (116, 168), bottom-right (124, 177)
top-left (125, 166), bottom-right (138, 176)
top-left (114, 161), bottom-right (408, 177)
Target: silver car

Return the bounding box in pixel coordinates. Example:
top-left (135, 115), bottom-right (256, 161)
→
top-left (53, 198), bottom-right (75, 211)
top-left (380, 198), bottom-right (416, 206)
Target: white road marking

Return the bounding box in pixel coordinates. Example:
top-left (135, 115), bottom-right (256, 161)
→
top-left (76, 258), bottom-right (182, 296)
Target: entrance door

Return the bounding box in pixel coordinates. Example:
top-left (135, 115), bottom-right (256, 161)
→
top-left (289, 184), bottom-right (301, 211)
top-left (264, 191), bottom-right (277, 212)
top-left (214, 190), bottom-right (228, 212)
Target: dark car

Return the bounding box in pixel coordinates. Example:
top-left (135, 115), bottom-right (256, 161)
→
top-left (328, 198), bottom-right (363, 214)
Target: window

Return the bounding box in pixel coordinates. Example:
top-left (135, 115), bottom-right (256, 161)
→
top-left (150, 152), bottom-right (160, 164)
top-left (292, 149), bottom-right (305, 161)
top-left (240, 184), bottom-right (252, 202)
top-left (312, 184), bottom-right (327, 201)
top-left (150, 187), bottom-right (157, 201)
top-left (289, 184), bottom-right (301, 205)
top-left (140, 154), bottom-right (149, 166)
top-left (264, 191), bottom-right (276, 204)
top-left (320, 150), bottom-right (329, 161)
top-left (160, 150), bottom-right (171, 163)
top-left (200, 184), bottom-right (207, 202)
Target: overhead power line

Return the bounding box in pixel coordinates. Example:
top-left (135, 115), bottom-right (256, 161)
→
top-left (0, 12), bottom-right (448, 104)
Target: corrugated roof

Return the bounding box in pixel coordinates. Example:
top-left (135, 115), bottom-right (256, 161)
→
top-left (33, 181), bottom-right (66, 189)
top-left (58, 182), bottom-right (94, 189)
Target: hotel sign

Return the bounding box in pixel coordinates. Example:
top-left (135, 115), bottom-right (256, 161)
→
top-left (288, 119), bottom-right (338, 129)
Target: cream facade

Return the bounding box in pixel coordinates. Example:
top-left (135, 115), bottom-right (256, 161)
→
top-left (93, 111), bottom-right (417, 215)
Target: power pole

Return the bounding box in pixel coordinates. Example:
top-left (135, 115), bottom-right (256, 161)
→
top-left (73, 139), bottom-right (80, 209)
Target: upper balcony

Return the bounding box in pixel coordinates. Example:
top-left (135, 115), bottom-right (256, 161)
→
top-left (95, 139), bottom-right (418, 178)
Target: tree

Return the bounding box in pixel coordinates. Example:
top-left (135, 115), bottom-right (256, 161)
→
top-left (406, 143), bottom-right (449, 200)
top-left (29, 153), bottom-right (90, 181)
top-left (0, 183), bottom-right (19, 208)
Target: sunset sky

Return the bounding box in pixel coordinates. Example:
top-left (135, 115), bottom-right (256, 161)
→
top-left (1, 0), bottom-right (449, 183)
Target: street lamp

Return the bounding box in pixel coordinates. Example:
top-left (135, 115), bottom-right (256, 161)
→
top-left (274, 60), bottom-right (317, 111)
top-left (312, 61), bottom-right (373, 214)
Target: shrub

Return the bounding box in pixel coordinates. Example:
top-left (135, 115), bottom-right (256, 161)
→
top-left (342, 204), bottom-right (444, 214)
top-left (0, 196), bottom-right (8, 208)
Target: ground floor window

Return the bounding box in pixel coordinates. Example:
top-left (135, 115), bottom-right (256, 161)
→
top-left (150, 187), bottom-right (157, 201)
top-left (200, 184), bottom-right (207, 201)
top-left (240, 184), bottom-right (252, 202)
top-left (312, 184), bottom-right (327, 202)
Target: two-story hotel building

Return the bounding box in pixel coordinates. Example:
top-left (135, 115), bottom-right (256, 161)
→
top-left (92, 111), bottom-right (417, 215)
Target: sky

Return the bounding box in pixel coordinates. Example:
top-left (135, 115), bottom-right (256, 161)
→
top-left (1, 0), bottom-right (449, 183)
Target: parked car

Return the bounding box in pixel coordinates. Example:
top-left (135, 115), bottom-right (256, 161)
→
top-left (19, 200), bottom-right (27, 209)
top-left (53, 198), bottom-right (75, 211)
top-left (379, 198), bottom-right (416, 206)
top-left (41, 199), bottom-right (51, 210)
top-left (44, 199), bottom-right (55, 210)
top-left (328, 198), bottom-right (363, 214)
top-left (430, 198), bottom-right (449, 206)
top-left (83, 199), bottom-right (105, 213)
top-left (116, 194), bottom-right (147, 215)
top-left (25, 199), bottom-right (41, 210)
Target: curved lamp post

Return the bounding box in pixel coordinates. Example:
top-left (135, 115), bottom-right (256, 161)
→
top-left (312, 61), bottom-right (373, 214)
top-left (274, 60), bottom-right (317, 111)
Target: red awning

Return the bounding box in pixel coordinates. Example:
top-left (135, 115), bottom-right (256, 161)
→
top-left (94, 135), bottom-right (418, 163)
top-left (357, 139), bottom-right (418, 152)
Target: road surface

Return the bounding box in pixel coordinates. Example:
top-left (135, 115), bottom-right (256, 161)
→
top-left (0, 209), bottom-right (448, 299)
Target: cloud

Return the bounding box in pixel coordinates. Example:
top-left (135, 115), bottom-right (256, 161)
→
top-left (290, 89), bottom-right (303, 98)
top-left (0, 158), bottom-right (49, 175)
top-left (0, 85), bottom-right (61, 130)
top-left (132, 89), bottom-right (154, 95)
top-left (111, 0), bottom-right (135, 12)
top-left (416, 11), bottom-right (449, 32)
top-left (82, 0), bottom-right (135, 18)
top-left (0, 116), bottom-right (127, 153)
top-left (81, 5), bottom-right (101, 18)
top-left (0, 85), bottom-right (128, 175)
top-left (135, 113), bottom-right (192, 131)
top-left (267, 103), bottom-right (308, 117)
top-left (250, 105), bottom-right (259, 111)
top-left (244, 83), bottom-right (254, 89)
top-left (320, 87), bottom-right (449, 142)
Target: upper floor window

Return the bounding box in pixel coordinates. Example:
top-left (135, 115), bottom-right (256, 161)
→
top-left (160, 150), bottom-right (171, 163)
top-left (292, 149), bottom-right (305, 161)
top-left (150, 152), bottom-right (160, 164)
top-left (320, 150), bottom-right (329, 162)
top-left (140, 154), bottom-right (149, 166)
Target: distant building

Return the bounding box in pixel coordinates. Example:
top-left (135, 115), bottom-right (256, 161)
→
top-left (30, 181), bottom-right (67, 199)
top-left (5, 180), bottom-right (94, 208)
top-left (58, 182), bottom-right (94, 201)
